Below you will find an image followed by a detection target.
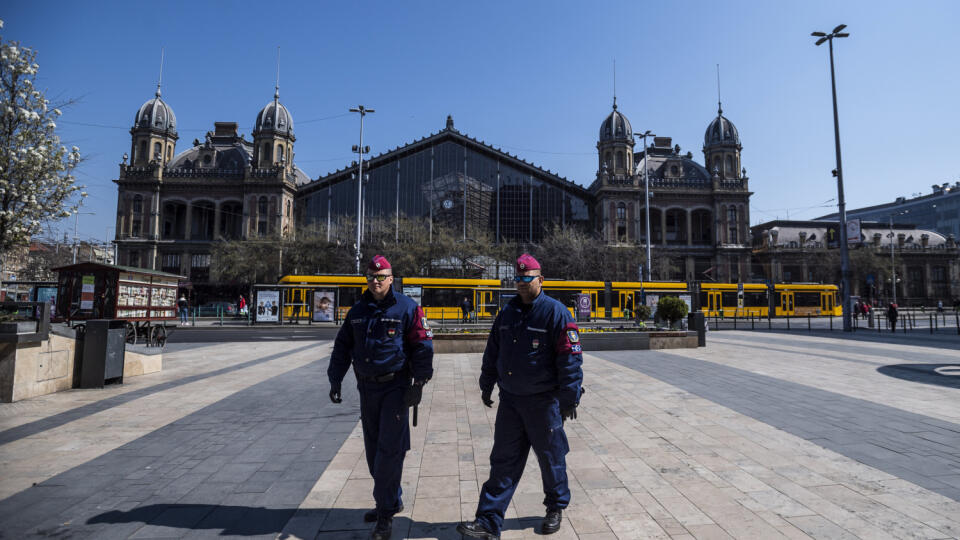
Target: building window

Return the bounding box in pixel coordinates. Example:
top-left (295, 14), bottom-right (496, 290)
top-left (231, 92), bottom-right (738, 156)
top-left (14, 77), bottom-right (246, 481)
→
top-left (263, 143), bottom-right (272, 164)
top-left (191, 254), bottom-right (210, 268)
top-left (725, 155), bottom-right (733, 175)
top-left (277, 144), bottom-right (284, 162)
top-left (138, 141), bottom-right (147, 163)
top-left (727, 207), bottom-right (738, 244)
top-left (258, 196), bottom-right (268, 235)
top-left (153, 142), bottom-right (162, 160)
top-left (616, 203), bottom-right (626, 220)
top-left (615, 151), bottom-right (624, 170)
top-left (133, 195), bottom-right (143, 214)
top-left (161, 253), bottom-right (181, 274)
top-left (131, 219), bottom-right (141, 238)
top-left (129, 250), bottom-right (140, 268)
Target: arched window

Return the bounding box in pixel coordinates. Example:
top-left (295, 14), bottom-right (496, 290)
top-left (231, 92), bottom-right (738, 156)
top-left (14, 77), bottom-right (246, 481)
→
top-left (167, 144), bottom-right (173, 161)
top-left (727, 207), bottom-right (738, 244)
top-left (615, 151), bottom-right (624, 170)
top-left (713, 156), bottom-right (721, 173)
top-left (153, 142), bottom-right (161, 160)
top-left (616, 202), bottom-right (626, 220)
top-left (725, 155), bottom-right (733, 175)
top-left (277, 144), bottom-right (284, 162)
top-left (286, 200), bottom-right (291, 217)
top-left (257, 196), bottom-right (269, 235)
top-left (263, 143), bottom-right (272, 164)
top-left (604, 152), bottom-right (612, 171)
top-left (138, 141), bottom-right (146, 163)
top-left (133, 195), bottom-right (143, 214)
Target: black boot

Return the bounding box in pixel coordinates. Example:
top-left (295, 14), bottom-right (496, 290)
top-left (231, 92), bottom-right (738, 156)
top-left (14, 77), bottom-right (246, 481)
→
top-left (364, 504), bottom-right (403, 523)
top-left (541, 509), bottom-right (562, 534)
top-left (370, 515), bottom-right (392, 540)
top-left (457, 519), bottom-right (499, 539)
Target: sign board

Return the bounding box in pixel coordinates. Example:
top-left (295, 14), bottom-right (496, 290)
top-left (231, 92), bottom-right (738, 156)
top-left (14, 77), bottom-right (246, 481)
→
top-left (256, 290), bottom-right (280, 322)
top-left (576, 294), bottom-right (592, 318)
top-left (826, 224), bottom-right (840, 249)
top-left (312, 290), bottom-right (335, 322)
top-left (402, 285), bottom-right (423, 306)
top-left (866, 273), bottom-right (875, 286)
top-left (645, 294), bottom-right (660, 319)
top-left (80, 275), bottom-right (95, 310)
top-left (678, 294), bottom-right (692, 312)
top-left (846, 219), bottom-right (861, 245)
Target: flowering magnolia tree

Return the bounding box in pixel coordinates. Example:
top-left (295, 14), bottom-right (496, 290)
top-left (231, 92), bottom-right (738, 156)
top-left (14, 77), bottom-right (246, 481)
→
top-left (0, 22), bottom-right (85, 254)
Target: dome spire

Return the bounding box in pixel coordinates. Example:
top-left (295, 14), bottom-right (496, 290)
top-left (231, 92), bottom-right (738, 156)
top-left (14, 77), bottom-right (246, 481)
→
top-left (274, 46), bottom-right (280, 100)
top-left (716, 63), bottom-right (722, 116)
top-left (612, 58), bottom-right (617, 110)
top-left (156, 47), bottom-right (164, 98)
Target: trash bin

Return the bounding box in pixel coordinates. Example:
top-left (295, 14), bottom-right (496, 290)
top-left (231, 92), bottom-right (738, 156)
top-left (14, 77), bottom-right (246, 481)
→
top-left (79, 319), bottom-right (127, 388)
top-left (687, 312), bottom-right (706, 347)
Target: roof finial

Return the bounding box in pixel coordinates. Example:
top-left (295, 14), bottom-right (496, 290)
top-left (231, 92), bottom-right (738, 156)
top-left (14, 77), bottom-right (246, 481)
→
top-left (274, 46), bottom-right (280, 100)
top-left (716, 63), bottom-right (722, 116)
top-left (612, 58), bottom-right (617, 110)
top-left (156, 47), bottom-right (164, 98)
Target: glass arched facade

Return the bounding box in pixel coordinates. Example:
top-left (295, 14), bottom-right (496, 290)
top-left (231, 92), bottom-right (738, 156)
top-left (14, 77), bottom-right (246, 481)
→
top-left (299, 134), bottom-right (592, 243)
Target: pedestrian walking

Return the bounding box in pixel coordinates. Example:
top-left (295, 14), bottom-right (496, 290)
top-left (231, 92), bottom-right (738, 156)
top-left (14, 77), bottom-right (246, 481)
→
top-left (937, 299), bottom-right (943, 314)
top-left (461, 296), bottom-right (473, 323)
top-left (177, 295), bottom-right (188, 325)
top-left (887, 302), bottom-right (898, 333)
top-left (328, 255), bottom-right (434, 540)
top-left (458, 254), bottom-right (584, 539)
top-left (237, 295), bottom-right (247, 317)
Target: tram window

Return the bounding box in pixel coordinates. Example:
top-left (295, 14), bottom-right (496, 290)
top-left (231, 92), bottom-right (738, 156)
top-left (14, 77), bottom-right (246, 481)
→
top-left (744, 291), bottom-right (768, 307)
top-left (543, 289), bottom-right (579, 309)
top-left (794, 292), bottom-right (821, 307)
top-left (422, 288), bottom-right (473, 307)
top-left (722, 291), bottom-right (738, 306)
top-left (338, 287), bottom-right (361, 308)
top-left (699, 291), bottom-right (709, 307)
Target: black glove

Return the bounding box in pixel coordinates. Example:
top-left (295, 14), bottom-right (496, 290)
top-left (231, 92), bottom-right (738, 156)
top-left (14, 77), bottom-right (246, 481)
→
top-left (329, 382), bottom-right (342, 404)
top-left (560, 404), bottom-right (577, 422)
top-left (404, 381), bottom-right (424, 407)
top-left (481, 388), bottom-right (494, 408)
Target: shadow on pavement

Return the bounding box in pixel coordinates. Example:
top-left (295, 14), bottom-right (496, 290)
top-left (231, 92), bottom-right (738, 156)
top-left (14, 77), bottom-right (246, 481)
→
top-left (87, 504), bottom-right (549, 538)
top-left (877, 364), bottom-right (960, 389)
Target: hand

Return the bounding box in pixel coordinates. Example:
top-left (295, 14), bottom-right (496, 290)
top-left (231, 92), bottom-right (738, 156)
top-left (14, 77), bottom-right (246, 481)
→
top-left (404, 381), bottom-right (424, 408)
top-left (481, 388), bottom-right (494, 408)
top-left (560, 404), bottom-right (577, 422)
top-left (329, 383), bottom-right (342, 404)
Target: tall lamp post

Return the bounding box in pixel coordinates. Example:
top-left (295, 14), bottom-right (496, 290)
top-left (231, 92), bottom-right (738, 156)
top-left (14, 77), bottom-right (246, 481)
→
top-left (349, 105), bottom-right (374, 274)
top-left (72, 211), bottom-right (96, 264)
top-left (634, 130), bottom-right (655, 280)
top-left (812, 24), bottom-right (852, 332)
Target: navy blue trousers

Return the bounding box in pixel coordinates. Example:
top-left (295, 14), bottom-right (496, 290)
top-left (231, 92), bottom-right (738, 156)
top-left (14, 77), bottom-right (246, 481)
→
top-left (358, 376), bottom-right (410, 517)
top-left (475, 390), bottom-right (570, 533)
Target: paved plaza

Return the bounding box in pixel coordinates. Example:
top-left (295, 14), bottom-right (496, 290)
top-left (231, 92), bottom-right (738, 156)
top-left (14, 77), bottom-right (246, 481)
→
top-left (1, 332), bottom-right (959, 539)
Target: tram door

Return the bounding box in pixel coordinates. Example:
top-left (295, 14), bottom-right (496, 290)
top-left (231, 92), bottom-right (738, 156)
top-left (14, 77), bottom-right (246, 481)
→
top-left (706, 291), bottom-right (721, 316)
top-left (618, 291), bottom-right (632, 318)
top-left (780, 291), bottom-right (795, 316)
top-left (475, 290), bottom-right (493, 320)
top-left (820, 291), bottom-right (834, 315)
top-left (590, 291), bottom-right (599, 318)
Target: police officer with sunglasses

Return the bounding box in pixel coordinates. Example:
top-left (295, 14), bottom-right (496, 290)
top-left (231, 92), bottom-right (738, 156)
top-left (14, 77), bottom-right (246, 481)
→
top-left (459, 254), bottom-right (584, 539)
top-left (328, 255), bottom-right (433, 540)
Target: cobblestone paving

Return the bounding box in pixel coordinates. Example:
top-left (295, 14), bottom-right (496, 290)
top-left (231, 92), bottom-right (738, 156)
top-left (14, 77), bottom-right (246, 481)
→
top-left (3, 333), bottom-right (960, 538)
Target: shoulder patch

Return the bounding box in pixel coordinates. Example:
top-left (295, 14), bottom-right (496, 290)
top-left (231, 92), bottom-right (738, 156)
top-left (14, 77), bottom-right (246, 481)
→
top-left (421, 317), bottom-right (430, 329)
top-left (567, 329), bottom-right (580, 343)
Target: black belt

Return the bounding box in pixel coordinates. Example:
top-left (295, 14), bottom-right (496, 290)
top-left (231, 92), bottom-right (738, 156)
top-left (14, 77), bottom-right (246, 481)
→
top-left (358, 371), bottom-right (402, 383)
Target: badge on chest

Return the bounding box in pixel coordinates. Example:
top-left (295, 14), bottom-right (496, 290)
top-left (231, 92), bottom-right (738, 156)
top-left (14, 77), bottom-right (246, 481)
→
top-left (532, 338), bottom-right (540, 349)
top-left (386, 327), bottom-right (397, 338)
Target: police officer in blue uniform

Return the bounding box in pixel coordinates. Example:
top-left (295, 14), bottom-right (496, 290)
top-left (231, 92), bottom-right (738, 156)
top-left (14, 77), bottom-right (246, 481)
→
top-left (459, 254), bottom-right (583, 539)
top-left (329, 255), bottom-right (434, 540)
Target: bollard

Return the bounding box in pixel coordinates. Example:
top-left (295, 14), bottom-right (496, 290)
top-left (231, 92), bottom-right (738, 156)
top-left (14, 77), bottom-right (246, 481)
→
top-left (930, 314), bottom-right (934, 334)
top-left (734, 314), bottom-right (737, 330)
top-left (768, 313), bottom-right (772, 330)
top-left (192, 308), bottom-right (196, 327)
top-left (787, 315), bottom-right (790, 330)
top-left (956, 311), bottom-right (959, 335)
top-left (219, 306), bottom-right (223, 327)
top-left (751, 314), bottom-right (755, 330)
top-left (830, 315), bottom-right (834, 331)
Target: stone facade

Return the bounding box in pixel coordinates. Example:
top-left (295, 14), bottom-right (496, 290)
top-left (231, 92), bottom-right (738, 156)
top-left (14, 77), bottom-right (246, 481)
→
top-left (589, 102), bottom-right (752, 282)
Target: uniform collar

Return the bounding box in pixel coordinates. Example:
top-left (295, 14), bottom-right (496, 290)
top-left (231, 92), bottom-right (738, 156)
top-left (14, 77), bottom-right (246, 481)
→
top-left (509, 290), bottom-right (545, 310)
top-left (363, 287), bottom-right (397, 309)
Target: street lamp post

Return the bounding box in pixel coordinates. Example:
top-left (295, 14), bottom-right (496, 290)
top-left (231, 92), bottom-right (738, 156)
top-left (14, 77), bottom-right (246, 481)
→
top-left (72, 211), bottom-right (96, 264)
top-left (812, 24), bottom-right (852, 332)
top-left (349, 105), bottom-right (374, 274)
top-left (888, 214), bottom-right (898, 304)
top-left (634, 130), bottom-right (655, 280)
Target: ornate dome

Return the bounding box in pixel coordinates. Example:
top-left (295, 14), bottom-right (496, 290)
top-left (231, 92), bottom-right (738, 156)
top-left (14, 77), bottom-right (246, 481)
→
top-left (134, 88), bottom-right (177, 134)
top-left (703, 108), bottom-right (740, 148)
top-left (599, 103), bottom-right (632, 142)
top-left (254, 92), bottom-right (294, 137)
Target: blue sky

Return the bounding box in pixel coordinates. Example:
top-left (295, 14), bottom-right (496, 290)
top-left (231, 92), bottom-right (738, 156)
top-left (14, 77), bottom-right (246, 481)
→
top-left (5, 0), bottom-right (959, 245)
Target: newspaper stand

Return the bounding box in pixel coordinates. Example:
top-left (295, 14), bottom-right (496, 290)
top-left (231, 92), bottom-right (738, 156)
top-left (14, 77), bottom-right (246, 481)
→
top-left (52, 263), bottom-right (184, 346)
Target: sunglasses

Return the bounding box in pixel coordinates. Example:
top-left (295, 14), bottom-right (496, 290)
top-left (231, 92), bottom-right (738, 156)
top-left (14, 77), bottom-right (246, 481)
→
top-left (366, 274), bottom-right (392, 282)
top-left (514, 275), bottom-right (539, 283)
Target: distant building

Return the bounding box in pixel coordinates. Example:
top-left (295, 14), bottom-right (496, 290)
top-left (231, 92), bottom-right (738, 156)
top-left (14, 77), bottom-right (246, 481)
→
top-left (751, 219), bottom-right (959, 304)
top-left (114, 83), bottom-right (308, 291)
top-left (818, 182), bottom-right (960, 240)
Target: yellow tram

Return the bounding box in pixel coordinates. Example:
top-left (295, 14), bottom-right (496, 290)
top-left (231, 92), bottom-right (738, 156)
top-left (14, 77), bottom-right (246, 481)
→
top-left (277, 274), bottom-right (842, 321)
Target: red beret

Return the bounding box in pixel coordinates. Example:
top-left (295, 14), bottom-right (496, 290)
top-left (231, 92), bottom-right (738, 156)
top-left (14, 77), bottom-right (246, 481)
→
top-left (516, 253), bottom-right (540, 273)
top-left (368, 255), bottom-right (391, 272)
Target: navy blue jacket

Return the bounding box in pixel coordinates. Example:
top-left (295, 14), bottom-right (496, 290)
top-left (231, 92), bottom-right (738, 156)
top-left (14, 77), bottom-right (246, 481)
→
top-left (328, 288), bottom-right (434, 384)
top-left (479, 291), bottom-right (583, 408)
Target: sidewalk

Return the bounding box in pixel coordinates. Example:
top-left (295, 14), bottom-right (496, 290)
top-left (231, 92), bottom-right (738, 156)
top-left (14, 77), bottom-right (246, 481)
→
top-left (1, 333), bottom-right (960, 538)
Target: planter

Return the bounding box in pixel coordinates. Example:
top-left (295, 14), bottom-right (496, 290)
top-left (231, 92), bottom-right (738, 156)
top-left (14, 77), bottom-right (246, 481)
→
top-left (431, 330), bottom-right (699, 354)
top-left (0, 321), bottom-right (38, 334)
